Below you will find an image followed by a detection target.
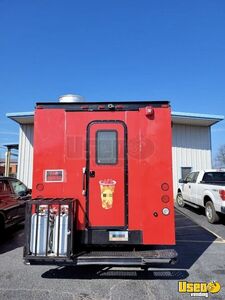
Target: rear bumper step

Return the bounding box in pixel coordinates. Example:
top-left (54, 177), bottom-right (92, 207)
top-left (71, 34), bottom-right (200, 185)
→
top-left (25, 249), bottom-right (178, 266)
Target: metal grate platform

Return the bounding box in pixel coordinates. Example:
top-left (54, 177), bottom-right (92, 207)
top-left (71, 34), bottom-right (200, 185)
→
top-left (72, 248), bottom-right (178, 266)
top-left (75, 249), bottom-right (177, 258)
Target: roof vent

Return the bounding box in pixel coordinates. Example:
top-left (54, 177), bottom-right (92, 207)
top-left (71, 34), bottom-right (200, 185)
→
top-left (59, 94), bottom-right (85, 103)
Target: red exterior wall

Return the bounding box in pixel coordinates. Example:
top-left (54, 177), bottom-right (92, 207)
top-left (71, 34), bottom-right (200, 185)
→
top-left (32, 104), bottom-right (175, 245)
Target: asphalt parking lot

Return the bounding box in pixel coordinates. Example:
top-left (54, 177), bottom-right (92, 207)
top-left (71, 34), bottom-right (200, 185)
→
top-left (0, 207), bottom-right (224, 300)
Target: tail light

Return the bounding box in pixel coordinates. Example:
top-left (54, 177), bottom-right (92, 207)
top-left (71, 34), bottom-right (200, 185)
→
top-left (161, 183), bottom-right (169, 191)
top-left (219, 190), bottom-right (225, 200)
top-left (161, 195), bottom-right (170, 203)
top-left (145, 106), bottom-right (154, 117)
top-left (36, 183), bottom-right (44, 191)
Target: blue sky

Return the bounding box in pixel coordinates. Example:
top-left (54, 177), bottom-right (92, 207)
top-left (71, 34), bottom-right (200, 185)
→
top-left (0, 0), bottom-right (225, 160)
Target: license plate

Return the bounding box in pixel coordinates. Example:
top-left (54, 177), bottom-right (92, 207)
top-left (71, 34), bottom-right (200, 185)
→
top-left (109, 231), bottom-right (128, 241)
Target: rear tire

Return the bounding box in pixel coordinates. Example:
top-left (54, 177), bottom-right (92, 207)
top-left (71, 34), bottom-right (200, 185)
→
top-left (205, 201), bottom-right (220, 224)
top-left (176, 193), bottom-right (185, 207)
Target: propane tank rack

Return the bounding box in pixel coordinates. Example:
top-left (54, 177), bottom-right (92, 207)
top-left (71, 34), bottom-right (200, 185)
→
top-left (24, 198), bottom-right (77, 262)
top-left (24, 199), bottom-right (178, 267)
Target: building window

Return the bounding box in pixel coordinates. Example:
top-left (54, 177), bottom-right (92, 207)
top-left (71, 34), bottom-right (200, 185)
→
top-left (96, 130), bottom-right (118, 165)
top-left (181, 167), bottom-right (192, 179)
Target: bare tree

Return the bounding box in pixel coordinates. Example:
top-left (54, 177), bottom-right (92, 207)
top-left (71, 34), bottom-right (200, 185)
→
top-left (214, 144), bottom-right (225, 167)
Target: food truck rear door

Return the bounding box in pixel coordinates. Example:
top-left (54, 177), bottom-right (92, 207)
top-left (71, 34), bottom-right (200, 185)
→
top-left (86, 121), bottom-right (128, 228)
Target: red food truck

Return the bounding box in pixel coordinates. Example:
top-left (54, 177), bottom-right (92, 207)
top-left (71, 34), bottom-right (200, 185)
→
top-left (24, 100), bottom-right (177, 267)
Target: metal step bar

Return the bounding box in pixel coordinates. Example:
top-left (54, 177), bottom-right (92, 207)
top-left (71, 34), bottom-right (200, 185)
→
top-left (73, 249), bottom-right (178, 266)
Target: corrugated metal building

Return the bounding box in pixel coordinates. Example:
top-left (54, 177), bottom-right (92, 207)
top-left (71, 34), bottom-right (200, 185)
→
top-left (6, 110), bottom-right (223, 197)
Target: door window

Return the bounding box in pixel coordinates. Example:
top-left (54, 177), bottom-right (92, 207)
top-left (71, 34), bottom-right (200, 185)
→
top-left (96, 130), bottom-right (118, 165)
top-left (10, 180), bottom-right (27, 196)
top-left (191, 172), bottom-right (199, 183)
top-left (202, 172), bottom-right (225, 182)
top-left (185, 172), bottom-right (196, 183)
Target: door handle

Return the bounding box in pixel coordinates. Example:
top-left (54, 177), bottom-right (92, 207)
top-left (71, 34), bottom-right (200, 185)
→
top-left (82, 167), bottom-right (87, 196)
top-left (189, 185), bottom-right (191, 189)
top-left (89, 170), bottom-right (95, 178)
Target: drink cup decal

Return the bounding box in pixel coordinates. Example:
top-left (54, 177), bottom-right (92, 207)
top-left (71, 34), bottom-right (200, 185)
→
top-left (99, 179), bottom-right (116, 209)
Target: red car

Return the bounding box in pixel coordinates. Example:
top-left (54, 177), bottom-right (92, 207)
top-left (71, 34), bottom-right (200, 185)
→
top-left (0, 177), bottom-right (31, 233)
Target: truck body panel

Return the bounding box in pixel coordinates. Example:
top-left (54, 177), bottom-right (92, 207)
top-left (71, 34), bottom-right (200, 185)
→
top-left (24, 101), bottom-right (177, 266)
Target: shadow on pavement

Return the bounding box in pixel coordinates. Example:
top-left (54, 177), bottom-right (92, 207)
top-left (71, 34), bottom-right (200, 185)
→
top-left (42, 266), bottom-right (189, 280)
top-left (0, 223), bottom-right (25, 254)
top-left (171, 209), bottom-right (217, 269)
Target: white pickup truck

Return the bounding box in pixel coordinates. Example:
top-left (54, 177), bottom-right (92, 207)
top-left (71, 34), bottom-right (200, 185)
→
top-left (176, 170), bottom-right (225, 223)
